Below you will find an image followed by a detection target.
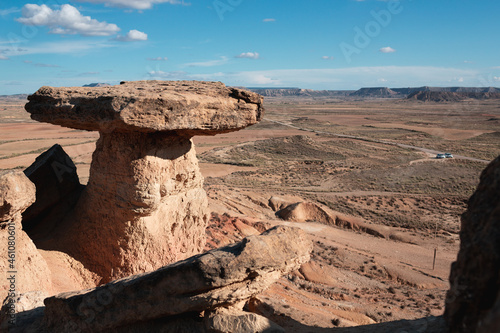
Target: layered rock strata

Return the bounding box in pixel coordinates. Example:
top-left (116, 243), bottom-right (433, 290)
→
top-left (25, 81), bottom-right (263, 282)
top-left (33, 226), bottom-right (310, 332)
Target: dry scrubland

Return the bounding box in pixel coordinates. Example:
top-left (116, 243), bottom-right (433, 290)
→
top-left (1, 95), bottom-right (499, 330)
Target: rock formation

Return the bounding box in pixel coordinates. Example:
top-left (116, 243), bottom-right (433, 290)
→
top-left (0, 171), bottom-right (52, 304)
top-left (7, 226), bottom-right (311, 333)
top-left (22, 144), bottom-right (83, 239)
top-left (445, 155), bottom-right (500, 332)
top-left (25, 80), bottom-right (263, 282)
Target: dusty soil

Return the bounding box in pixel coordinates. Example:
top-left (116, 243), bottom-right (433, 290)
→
top-left (1, 96), bottom-right (498, 330)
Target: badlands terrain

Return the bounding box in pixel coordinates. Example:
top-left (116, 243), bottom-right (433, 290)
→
top-left (1, 91), bottom-right (499, 330)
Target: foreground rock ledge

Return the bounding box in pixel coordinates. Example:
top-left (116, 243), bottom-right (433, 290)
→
top-left (41, 226), bottom-right (311, 333)
top-left (25, 81), bottom-right (264, 282)
top-left (445, 155), bottom-right (500, 332)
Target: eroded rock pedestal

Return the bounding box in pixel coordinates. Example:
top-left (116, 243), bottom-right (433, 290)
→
top-left (25, 81), bottom-right (263, 282)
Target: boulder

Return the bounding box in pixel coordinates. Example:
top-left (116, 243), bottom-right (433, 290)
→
top-left (41, 226), bottom-right (311, 332)
top-left (204, 307), bottom-right (285, 333)
top-left (445, 155), bottom-right (500, 332)
top-left (22, 144), bottom-right (83, 238)
top-left (25, 81), bottom-right (264, 282)
top-left (0, 170), bottom-right (36, 222)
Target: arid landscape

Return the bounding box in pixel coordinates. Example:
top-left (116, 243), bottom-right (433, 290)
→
top-left (1, 89), bottom-right (499, 331)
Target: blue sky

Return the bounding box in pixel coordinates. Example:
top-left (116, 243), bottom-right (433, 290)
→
top-left (0, 0), bottom-right (499, 94)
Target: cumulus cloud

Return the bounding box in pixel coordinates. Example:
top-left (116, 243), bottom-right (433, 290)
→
top-left (17, 4), bottom-right (120, 36)
top-left (0, 55), bottom-right (8, 60)
top-left (379, 46), bottom-right (396, 53)
top-left (148, 57), bottom-right (168, 61)
top-left (114, 29), bottom-right (148, 42)
top-left (75, 0), bottom-right (183, 10)
top-left (235, 52), bottom-right (260, 59)
top-left (322, 56), bottom-right (334, 60)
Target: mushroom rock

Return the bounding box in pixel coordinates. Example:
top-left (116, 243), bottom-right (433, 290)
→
top-left (25, 81), bottom-right (264, 282)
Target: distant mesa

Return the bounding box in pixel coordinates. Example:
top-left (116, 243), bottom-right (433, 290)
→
top-left (349, 87), bottom-right (400, 98)
top-left (246, 87), bottom-right (353, 98)
top-left (0, 93), bottom-right (29, 100)
top-left (246, 86), bottom-right (500, 101)
top-left (82, 82), bottom-right (112, 87)
top-left (407, 90), bottom-right (500, 102)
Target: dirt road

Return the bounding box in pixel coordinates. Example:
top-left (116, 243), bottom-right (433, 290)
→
top-left (264, 118), bottom-right (490, 164)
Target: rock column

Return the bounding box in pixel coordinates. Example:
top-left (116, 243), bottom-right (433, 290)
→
top-left (25, 80), bottom-right (263, 282)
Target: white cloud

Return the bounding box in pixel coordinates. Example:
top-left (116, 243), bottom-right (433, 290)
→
top-left (494, 77), bottom-right (500, 82)
top-left (263, 18), bottom-right (275, 22)
top-left (377, 78), bottom-right (387, 82)
top-left (0, 55), bottom-right (8, 60)
top-left (75, 0), bottom-right (183, 10)
top-left (322, 56), bottom-right (334, 60)
top-left (235, 52), bottom-right (260, 59)
top-left (148, 70), bottom-right (188, 79)
top-left (17, 4), bottom-right (120, 36)
top-left (0, 7), bottom-right (20, 16)
top-left (34, 63), bottom-right (60, 68)
top-left (184, 56), bottom-right (228, 67)
top-left (114, 29), bottom-right (148, 42)
top-left (79, 71), bottom-right (100, 76)
top-left (148, 57), bottom-right (168, 61)
top-left (379, 46), bottom-right (396, 53)
top-left (2, 40), bottom-right (114, 58)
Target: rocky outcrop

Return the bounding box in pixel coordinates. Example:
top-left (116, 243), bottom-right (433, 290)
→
top-left (274, 200), bottom-right (389, 238)
top-left (445, 155), bottom-right (500, 332)
top-left (25, 81), bottom-right (264, 282)
top-left (8, 226), bottom-right (310, 332)
top-left (22, 144), bottom-right (83, 238)
top-left (204, 307), bottom-right (285, 333)
top-left (0, 171), bottom-right (52, 304)
top-left (0, 290), bottom-right (47, 332)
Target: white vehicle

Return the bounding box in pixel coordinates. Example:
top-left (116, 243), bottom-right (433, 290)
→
top-left (445, 153), bottom-right (453, 158)
top-left (436, 153), bottom-right (445, 159)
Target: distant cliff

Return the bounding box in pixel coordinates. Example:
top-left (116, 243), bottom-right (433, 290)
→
top-left (349, 87), bottom-right (400, 98)
top-left (407, 90), bottom-right (500, 102)
top-left (246, 88), bottom-right (354, 97)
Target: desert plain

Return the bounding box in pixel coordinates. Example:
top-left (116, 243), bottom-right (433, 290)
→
top-left (1, 93), bottom-right (499, 330)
